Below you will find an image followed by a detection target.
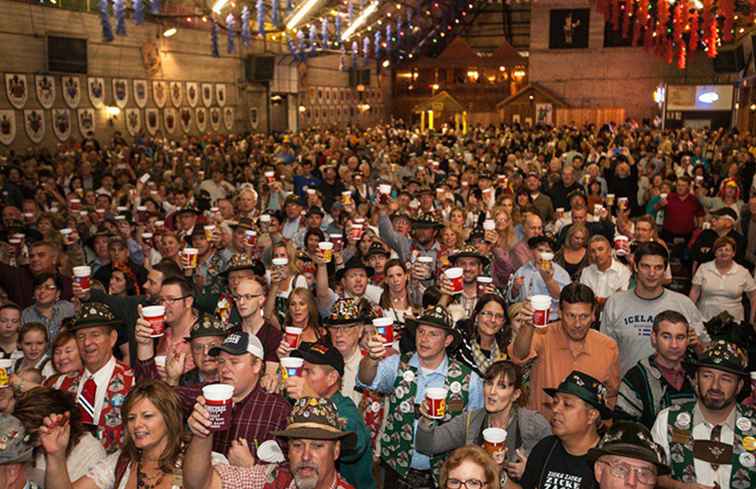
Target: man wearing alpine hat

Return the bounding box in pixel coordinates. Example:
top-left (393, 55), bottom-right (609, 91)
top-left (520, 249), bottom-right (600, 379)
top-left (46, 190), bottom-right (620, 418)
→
top-left (185, 397), bottom-right (357, 489)
top-left (0, 414), bottom-right (38, 489)
top-left (587, 421), bottom-right (670, 489)
top-left (358, 305), bottom-right (483, 489)
top-left (514, 370), bottom-right (611, 489)
top-left (650, 340), bottom-right (755, 489)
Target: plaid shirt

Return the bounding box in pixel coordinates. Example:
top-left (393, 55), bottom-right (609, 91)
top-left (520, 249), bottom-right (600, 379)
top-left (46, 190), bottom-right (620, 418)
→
top-left (136, 359), bottom-right (290, 456)
top-left (215, 463), bottom-right (354, 489)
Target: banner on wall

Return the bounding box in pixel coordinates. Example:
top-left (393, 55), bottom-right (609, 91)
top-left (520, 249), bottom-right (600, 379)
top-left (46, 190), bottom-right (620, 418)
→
top-left (210, 107), bottom-right (221, 131)
top-left (24, 109), bottom-right (45, 144)
top-left (142, 40), bottom-right (162, 77)
top-left (88, 77), bottom-right (106, 109)
top-left (164, 108), bottom-right (177, 134)
top-left (145, 108), bottom-right (160, 135)
top-left (179, 108), bottom-right (193, 133)
top-left (5, 74), bottom-right (28, 109)
top-left (186, 82), bottom-right (199, 108)
top-left (112, 79), bottom-right (129, 109)
top-left (126, 109), bottom-right (142, 136)
top-left (52, 109), bottom-right (72, 142)
top-left (62, 76), bottom-right (81, 109)
top-left (196, 108), bottom-right (207, 132)
top-left (133, 80), bottom-right (148, 108)
top-left (0, 110), bottom-right (16, 146)
top-left (201, 83), bottom-right (213, 107)
top-left (153, 81), bottom-right (167, 108)
top-left (170, 82), bottom-right (183, 108)
top-left (77, 108), bottom-right (96, 137)
top-left (35, 75), bottom-right (56, 110)
top-left (215, 84), bottom-right (227, 107)
top-left (249, 107), bottom-right (258, 130)
top-left (223, 107), bottom-right (234, 130)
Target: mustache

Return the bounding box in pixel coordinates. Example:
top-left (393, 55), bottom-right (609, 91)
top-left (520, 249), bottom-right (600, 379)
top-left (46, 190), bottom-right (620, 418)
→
top-left (293, 462), bottom-right (319, 474)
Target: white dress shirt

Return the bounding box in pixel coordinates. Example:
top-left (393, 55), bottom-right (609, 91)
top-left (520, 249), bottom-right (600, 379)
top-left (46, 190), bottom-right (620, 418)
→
top-left (76, 356), bottom-right (116, 423)
top-left (651, 403), bottom-right (736, 489)
top-left (579, 259), bottom-right (632, 298)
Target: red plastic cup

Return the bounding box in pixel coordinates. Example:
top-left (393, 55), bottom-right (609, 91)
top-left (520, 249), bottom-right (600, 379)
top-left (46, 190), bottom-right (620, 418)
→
top-left (372, 317), bottom-right (394, 345)
top-left (445, 268), bottom-right (464, 294)
top-left (349, 224), bottom-right (364, 241)
top-left (426, 387), bottom-right (448, 418)
top-left (69, 199), bottom-right (81, 211)
top-left (73, 266), bottom-right (91, 292)
top-left (143, 305), bottom-right (166, 337)
top-left (284, 327), bottom-right (303, 348)
top-left (202, 384), bottom-right (234, 431)
top-left (330, 234), bottom-right (343, 252)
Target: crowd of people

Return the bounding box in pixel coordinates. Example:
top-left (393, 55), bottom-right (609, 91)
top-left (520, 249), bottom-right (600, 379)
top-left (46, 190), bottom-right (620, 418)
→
top-left (0, 121), bottom-right (755, 489)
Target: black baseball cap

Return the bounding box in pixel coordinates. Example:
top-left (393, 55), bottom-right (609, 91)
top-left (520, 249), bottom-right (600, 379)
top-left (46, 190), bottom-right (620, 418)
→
top-left (209, 331), bottom-right (264, 360)
top-left (292, 340), bottom-right (345, 377)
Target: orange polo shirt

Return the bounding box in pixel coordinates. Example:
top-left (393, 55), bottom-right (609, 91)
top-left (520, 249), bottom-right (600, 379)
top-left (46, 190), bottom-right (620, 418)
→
top-left (508, 321), bottom-right (620, 421)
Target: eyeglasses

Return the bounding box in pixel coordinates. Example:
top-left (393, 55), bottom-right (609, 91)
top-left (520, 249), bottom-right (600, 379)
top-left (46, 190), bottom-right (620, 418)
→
top-left (447, 479), bottom-right (486, 489)
top-left (36, 284), bottom-right (58, 292)
top-left (599, 460), bottom-right (657, 485)
top-left (479, 311), bottom-right (505, 321)
top-left (231, 293), bottom-right (264, 302)
top-left (159, 295), bottom-right (190, 305)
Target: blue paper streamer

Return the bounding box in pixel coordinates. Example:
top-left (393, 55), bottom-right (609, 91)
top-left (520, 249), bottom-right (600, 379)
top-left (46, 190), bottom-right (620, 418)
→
top-left (335, 14), bottom-right (341, 43)
top-left (226, 13), bottom-right (235, 53)
top-left (396, 18), bottom-right (402, 45)
top-left (99, 0), bottom-right (114, 42)
top-left (286, 0), bottom-right (293, 15)
top-left (386, 23), bottom-right (391, 50)
top-left (374, 31), bottom-right (381, 59)
top-left (309, 24), bottom-right (317, 55)
top-left (296, 30), bottom-right (306, 61)
top-left (149, 0), bottom-right (159, 15)
top-left (348, 1), bottom-right (354, 24)
top-left (114, 0), bottom-right (126, 36)
top-left (362, 36), bottom-right (369, 63)
top-left (133, 0), bottom-right (144, 25)
top-left (211, 22), bottom-right (220, 57)
top-left (256, 0), bottom-right (265, 36)
top-left (241, 5), bottom-right (251, 47)
top-left (271, 0), bottom-right (279, 27)
top-left (351, 40), bottom-right (357, 68)
top-left (321, 17), bottom-right (329, 47)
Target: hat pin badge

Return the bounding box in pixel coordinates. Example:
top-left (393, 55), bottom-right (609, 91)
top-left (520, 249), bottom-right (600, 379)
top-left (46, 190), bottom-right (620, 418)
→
top-left (450, 381), bottom-right (462, 394)
top-left (403, 371), bottom-right (415, 383)
top-left (736, 417), bottom-right (752, 432)
top-left (743, 436), bottom-right (756, 452)
top-left (739, 452), bottom-right (755, 468)
top-left (675, 412), bottom-right (691, 429)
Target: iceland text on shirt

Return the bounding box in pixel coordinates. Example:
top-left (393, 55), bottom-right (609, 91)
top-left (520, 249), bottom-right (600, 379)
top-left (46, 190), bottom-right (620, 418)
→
top-left (622, 314), bottom-right (655, 336)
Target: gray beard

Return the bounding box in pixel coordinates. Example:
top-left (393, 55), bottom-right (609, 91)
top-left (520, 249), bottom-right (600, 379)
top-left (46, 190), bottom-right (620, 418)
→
top-left (294, 474), bottom-right (318, 489)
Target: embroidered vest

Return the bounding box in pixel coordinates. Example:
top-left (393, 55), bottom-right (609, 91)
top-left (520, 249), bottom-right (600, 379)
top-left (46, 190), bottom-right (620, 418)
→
top-left (380, 353), bottom-right (472, 478)
top-left (59, 362), bottom-right (135, 453)
top-left (666, 401), bottom-right (755, 489)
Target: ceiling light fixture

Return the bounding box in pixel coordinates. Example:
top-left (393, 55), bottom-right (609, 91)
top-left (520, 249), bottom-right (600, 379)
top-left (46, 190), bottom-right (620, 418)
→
top-left (341, 1), bottom-right (378, 40)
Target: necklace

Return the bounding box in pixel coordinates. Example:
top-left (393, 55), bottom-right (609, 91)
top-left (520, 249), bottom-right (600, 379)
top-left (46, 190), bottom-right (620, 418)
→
top-left (137, 461), bottom-right (165, 489)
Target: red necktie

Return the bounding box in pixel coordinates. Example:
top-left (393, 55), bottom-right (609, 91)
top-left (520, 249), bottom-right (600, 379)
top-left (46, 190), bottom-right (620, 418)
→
top-left (78, 377), bottom-right (97, 425)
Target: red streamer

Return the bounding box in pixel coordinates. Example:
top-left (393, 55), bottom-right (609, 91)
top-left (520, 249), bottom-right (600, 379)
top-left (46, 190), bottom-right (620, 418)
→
top-left (721, 0), bottom-right (735, 42)
top-left (611, 0), bottom-right (620, 31)
top-left (622, 0), bottom-right (632, 38)
top-left (706, 17), bottom-right (718, 58)
top-left (678, 44), bottom-right (687, 70)
top-left (688, 10), bottom-right (699, 54)
top-left (673, 1), bottom-right (684, 44)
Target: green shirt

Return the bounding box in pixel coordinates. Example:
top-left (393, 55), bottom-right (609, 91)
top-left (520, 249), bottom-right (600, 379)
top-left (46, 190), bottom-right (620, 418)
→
top-left (330, 392), bottom-right (375, 489)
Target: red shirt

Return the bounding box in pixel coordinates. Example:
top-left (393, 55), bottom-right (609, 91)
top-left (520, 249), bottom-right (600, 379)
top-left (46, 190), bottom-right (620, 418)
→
top-left (663, 192), bottom-right (704, 236)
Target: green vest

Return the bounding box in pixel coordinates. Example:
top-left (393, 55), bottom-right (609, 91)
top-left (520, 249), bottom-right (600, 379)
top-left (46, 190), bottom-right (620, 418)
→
top-left (666, 401), bottom-right (755, 489)
top-left (380, 353), bottom-right (472, 478)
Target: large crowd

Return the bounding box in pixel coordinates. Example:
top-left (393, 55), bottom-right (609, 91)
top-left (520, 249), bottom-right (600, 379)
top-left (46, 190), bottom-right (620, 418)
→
top-left (0, 121), bottom-right (754, 489)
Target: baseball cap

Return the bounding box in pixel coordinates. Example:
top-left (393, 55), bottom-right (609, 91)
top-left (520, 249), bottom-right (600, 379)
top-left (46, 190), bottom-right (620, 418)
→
top-left (209, 331), bottom-right (264, 360)
top-left (292, 340), bottom-right (345, 377)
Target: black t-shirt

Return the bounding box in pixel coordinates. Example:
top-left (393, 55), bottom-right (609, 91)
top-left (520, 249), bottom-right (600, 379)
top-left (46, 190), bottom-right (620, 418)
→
top-left (519, 436), bottom-right (598, 489)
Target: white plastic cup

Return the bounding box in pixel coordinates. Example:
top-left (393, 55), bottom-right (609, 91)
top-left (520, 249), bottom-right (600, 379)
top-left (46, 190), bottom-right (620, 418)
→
top-left (482, 427), bottom-right (508, 455)
top-left (445, 267), bottom-right (464, 294)
top-left (426, 387), bottom-right (449, 418)
top-left (483, 219), bottom-right (496, 231)
top-left (372, 317), bottom-right (394, 345)
top-left (660, 193), bottom-right (668, 200)
top-left (260, 214), bottom-right (272, 224)
top-left (284, 327), bottom-right (303, 348)
top-left (154, 355), bottom-right (167, 368)
top-left (280, 357), bottom-right (304, 378)
top-left (378, 184), bottom-right (392, 194)
top-left (0, 359), bottom-right (13, 388)
top-left (477, 276), bottom-right (493, 295)
top-left (73, 266), bottom-right (91, 292)
top-left (155, 220), bottom-right (165, 230)
top-left (143, 305), bottom-right (166, 337)
top-left (272, 257), bottom-right (289, 269)
top-left (202, 384), bottom-right (234, 431)
top-left (318, 241), bottom-right (334, 262)
top-left (530, 295), bottom-right (552, 327)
